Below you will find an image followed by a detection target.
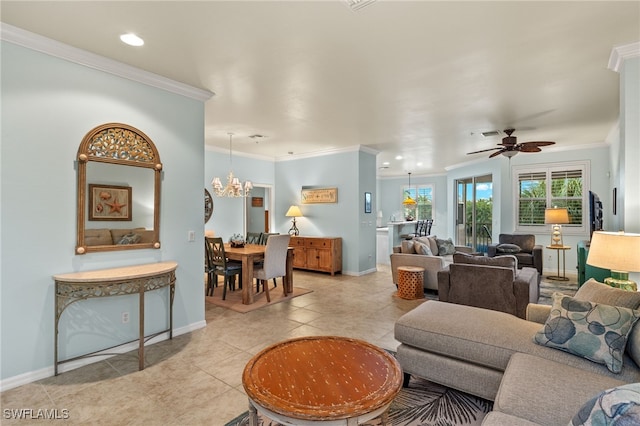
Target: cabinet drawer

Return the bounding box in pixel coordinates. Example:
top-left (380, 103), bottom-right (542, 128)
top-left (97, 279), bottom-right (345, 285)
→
top-left (290, 237), bottom-right (305, 247)
top-left (304, 238), bottom-right (331, 248)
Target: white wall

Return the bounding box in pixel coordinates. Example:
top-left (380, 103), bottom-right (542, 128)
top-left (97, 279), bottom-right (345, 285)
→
top-left (1, 41), bottom-right (207, 385)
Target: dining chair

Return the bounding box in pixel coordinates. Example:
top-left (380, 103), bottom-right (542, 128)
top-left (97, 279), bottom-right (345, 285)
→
top-left (256, 232), bottom-right (280, 289)
top-left (205, 236), bottom-right (243, 300)
top-left (253, 234), bottom-right (291, 302)
top-left (246, 232), bottom-right (262, 244)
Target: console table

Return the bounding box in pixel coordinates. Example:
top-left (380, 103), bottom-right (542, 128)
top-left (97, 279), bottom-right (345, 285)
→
top-left (53, 261), bottom-right (177, 375)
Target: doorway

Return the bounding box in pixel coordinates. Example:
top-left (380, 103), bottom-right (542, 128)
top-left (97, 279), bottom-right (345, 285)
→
top-left (455, 175), bottom-right (493, 253)
top-left (245, 184), bottom-right (273, 235)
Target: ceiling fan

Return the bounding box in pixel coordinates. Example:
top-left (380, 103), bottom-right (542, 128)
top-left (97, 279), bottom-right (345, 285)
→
top-left (467, 129), bottom-right (556, 158)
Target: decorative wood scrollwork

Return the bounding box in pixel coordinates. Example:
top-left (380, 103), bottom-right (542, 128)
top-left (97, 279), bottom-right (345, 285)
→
top-left (76, 123), bottom-right (162, 254)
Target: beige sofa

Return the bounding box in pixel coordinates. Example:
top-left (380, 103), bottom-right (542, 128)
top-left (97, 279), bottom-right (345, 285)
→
top-left (394, 279), bottom-right (640, 425)
top-left (84, 227), bottom-right (154, 246)
top-left (390, 236), bottom-right (472, 291)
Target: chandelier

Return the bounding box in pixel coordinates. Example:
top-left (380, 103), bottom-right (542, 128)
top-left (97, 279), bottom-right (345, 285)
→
top-left (211, 133), bottom-right (253, 197)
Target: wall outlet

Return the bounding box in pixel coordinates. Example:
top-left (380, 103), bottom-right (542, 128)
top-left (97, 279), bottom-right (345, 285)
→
top-left (121, 312), bottom-right (129, 324)
top-left (188, 230), bottom-right (196, 242)
top-left (547, 255), bottom-right (552, 262)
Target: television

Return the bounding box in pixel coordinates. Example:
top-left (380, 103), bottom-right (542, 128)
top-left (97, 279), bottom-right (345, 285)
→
top-left (589, 190), bottom-right (603, 239)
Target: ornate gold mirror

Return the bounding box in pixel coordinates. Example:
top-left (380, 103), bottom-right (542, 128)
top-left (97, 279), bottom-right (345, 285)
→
top-left (76, 123), bottom-right (162, 254)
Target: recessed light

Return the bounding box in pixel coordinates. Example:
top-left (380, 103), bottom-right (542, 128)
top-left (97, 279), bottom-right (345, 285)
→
top-left (120, 33), bottom-right (144, 47)
top-left (383, 162), bottom-right (390, 166)
top-left (395, 155), bottom-right (403, 160)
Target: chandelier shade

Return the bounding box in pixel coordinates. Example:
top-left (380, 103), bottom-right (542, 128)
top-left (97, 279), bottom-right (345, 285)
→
top-left (210, 133), bottom-right (252, 197)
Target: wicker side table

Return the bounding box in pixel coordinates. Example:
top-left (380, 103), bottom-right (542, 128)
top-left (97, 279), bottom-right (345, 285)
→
top-left (397, 266), bottom-right (424, 299)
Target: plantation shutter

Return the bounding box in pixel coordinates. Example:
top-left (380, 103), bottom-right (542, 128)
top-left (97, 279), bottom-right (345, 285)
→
top-left (551, 169), bottom-right (583, 225)
top-left (518, 172), bottom-right (546, 225)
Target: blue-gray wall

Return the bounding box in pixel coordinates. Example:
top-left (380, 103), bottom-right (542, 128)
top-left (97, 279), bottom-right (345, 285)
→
top-left (1, 41), bottom-right (207, 384)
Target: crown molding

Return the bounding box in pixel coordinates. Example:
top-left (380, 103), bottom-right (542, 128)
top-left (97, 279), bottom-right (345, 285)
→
top-left (275, 145), bottom-right (378, 162)
top-left (1, 23), bottom-right (214, 102)
top-left (608, 41), bottom-right (640, 73)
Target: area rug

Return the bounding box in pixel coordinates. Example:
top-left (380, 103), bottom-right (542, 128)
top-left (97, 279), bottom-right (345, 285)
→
top-left (538, 275), bottom-right (578, 305)
top-left (205, 286), bottom-right (312, 313)
top-left (225, 373), bottom-right (492, 426)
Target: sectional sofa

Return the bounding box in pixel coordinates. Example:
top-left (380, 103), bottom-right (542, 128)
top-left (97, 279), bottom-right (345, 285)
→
top-left (394, 279), bottom-right (640, 425)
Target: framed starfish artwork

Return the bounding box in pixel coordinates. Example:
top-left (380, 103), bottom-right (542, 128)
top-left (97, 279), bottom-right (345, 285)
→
top-left (88, 184), bottom-right (132, 221)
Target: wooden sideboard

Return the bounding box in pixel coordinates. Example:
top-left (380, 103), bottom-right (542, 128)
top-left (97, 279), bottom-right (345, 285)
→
top-left (290, 236), bottom-right (342, 275)
top-left (53, 261), bottom-right (177, 375)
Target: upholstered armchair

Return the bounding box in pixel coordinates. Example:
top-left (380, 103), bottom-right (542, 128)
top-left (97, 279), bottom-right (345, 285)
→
top-left (437, 253), bottom-right (539, 319)
top-left (487, 233), bottom-right (543, 275)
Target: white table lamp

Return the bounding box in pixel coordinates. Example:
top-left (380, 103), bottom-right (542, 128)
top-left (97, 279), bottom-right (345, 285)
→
top-left (587, 231), bottom-right (640, 291)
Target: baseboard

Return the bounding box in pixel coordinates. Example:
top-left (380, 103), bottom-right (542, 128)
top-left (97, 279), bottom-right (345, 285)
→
top-left (0, 320), bottom-right (207, 392)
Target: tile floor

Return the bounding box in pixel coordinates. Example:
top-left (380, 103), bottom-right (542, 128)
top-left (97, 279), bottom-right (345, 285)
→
top-left (1, 265), bottom-right (424, 425)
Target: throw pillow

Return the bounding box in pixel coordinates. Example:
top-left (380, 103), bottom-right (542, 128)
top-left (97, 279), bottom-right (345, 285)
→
top-left (534, 293), bottom-right (640, 373)
top-left (574, 279), bottom-right (640, 369)
top-left (117, 233), bottom-right (141, 245)
top-left (426, 236), bottom-right (439, 256)
top-left (436, 238), bottom-right (455, 256)
top-left (496, 243), bottom-right (521, 254)
top-left (570, 383), bottom-right (640, 425)
top-left (400, 240), bottom-right (416, 254)
top-left (413, 240), bottom-right (433, 256)
top-left (575, 279), bottom-right (640, 310)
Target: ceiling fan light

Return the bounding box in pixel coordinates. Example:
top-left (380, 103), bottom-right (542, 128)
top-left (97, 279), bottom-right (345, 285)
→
top-left (502, 150), bottom-right (518, 158)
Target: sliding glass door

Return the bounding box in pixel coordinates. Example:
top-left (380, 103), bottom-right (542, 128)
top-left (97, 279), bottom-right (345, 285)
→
top-left (455, 175), bottom-right (493, 253)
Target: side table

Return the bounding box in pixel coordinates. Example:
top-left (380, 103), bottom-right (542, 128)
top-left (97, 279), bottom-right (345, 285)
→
top-left (546, 245), bottom-right (571, 281)
top-left (397, 266), bottom-right (425, 299)
top-left (242, 336), bottom-right (402, 425)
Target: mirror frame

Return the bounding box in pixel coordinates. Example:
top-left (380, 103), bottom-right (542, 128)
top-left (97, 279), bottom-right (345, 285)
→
top-left (76, 123), bottom-right (162, 254)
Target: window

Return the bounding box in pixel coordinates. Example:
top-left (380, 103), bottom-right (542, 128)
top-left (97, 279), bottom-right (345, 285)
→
top-left (403, 184), bottom-right (434, 220)
top-left (514, 161), bottom-right (588, 234)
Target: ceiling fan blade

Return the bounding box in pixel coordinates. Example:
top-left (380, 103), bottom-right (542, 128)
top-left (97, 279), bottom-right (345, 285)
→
top-left (467, 146), bottom-right (502, 155)
top-left (489, 149), bottom-right (506, 158)
top-left (519, 144), bottom-right (542, 153)
top-left (521, 141), bottom-right (555, 147)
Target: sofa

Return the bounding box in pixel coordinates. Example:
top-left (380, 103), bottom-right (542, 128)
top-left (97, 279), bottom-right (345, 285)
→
top-left (394, 279), bottom-right (640, 425)
top-left (437, 253), bottom-right (539, 319)
top-left (390, 235), bottom-right (473, 291)
top-left (488, 233), bottom-right (543, 275)
top-left (84, 227), bottom-right (155, 246)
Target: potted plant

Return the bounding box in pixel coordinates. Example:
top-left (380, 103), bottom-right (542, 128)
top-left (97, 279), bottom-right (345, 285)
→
top-left (229, 233), bottom-right (245, 248)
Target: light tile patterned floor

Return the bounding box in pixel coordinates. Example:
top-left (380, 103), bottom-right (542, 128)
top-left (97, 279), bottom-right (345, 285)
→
top-left (1, 265), bottom-right (424, 425)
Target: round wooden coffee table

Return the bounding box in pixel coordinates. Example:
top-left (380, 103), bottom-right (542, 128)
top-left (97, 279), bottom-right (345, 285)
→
top-left (242, 336), bottom-right (403, 425)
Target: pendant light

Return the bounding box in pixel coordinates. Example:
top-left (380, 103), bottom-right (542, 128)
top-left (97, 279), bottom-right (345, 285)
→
top-left (402, 172), bottom-right (416, 205)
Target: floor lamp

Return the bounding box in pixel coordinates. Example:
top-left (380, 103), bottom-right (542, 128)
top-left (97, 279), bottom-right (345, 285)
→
top-left (587, 231), bottom-right (640, 291)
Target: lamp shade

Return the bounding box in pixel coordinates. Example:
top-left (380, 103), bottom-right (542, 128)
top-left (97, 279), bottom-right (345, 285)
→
top-left (587, 231), bottom-right (640, 272)
top-left (285, 205), bottom-right (303, 217)
top-left (544, 208), bottom-right (570, 224)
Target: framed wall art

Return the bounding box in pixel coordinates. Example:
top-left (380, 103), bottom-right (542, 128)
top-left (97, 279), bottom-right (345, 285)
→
top-left (364, 192), bottom-right (372, 213)
top-left (301, 187), bottom-right (338, 204)
top-left (88, 184), bottom-right (132, 221)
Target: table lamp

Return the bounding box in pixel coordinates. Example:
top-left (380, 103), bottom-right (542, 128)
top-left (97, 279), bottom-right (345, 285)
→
top-left (285, 205), bottom-right (303, 236)
top-left (545, 207), bottom-right (570, 247)
top-left (587, 231), bottom-right (640, 291)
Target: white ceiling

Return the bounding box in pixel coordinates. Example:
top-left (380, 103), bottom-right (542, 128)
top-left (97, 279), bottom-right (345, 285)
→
top-left (2, 1), bottom-right (639, 176)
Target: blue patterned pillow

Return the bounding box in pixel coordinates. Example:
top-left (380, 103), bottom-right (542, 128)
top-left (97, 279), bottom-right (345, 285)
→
top-left (436, 238), bottom-right (455, 256)
top-left (534, 293), bottom-right (640, 373)
top-left (571, 383), bottom-right (640, 425)
top-left (117, 233), bottom-right (141, 245)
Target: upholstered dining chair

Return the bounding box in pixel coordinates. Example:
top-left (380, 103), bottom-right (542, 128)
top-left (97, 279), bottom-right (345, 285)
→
top-left (205, 237), bottom-right (243, 300)
top-left (253, 234), bottom-right (291, 303)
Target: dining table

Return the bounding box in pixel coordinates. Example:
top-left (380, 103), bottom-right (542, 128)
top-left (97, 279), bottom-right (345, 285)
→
top-left (223, 243), bottom-right (294, 304)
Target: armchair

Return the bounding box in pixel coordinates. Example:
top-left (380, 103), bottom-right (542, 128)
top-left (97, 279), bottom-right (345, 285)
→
top-left (437, 253), bottom-right (539, 319)
top-left (488, 233), bottom-right (543, 275)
